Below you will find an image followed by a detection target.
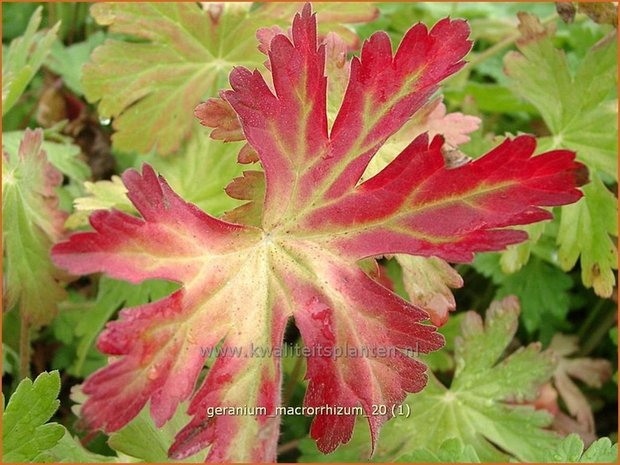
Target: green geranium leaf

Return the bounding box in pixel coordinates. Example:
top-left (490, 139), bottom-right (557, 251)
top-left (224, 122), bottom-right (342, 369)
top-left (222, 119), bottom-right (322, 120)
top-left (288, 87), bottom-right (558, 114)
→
top-left (65, 176), bottom-right (133, 229)
top-left (474, 254), bottom-right (573, 334)
top-left (146, 127), bottom-right (244, 216)
top-left (2, 372), bottom-right (117, 463)
top-left (540, 434), bottom-right (618, 463)
top-left (67, 128), bottom-right (245, 229)
top-left (398, 438), bottom-right (481, 463)
top-left (46, 32), bottom-right (106, 96)
top-left (2, 6), bottom-right (59, 116)
top-left (2, 371), bottom-right (64, 462)
top-left (108, 403), bottom-right (201, 463)
top-left (557, 174), bottom-right (618, 297)
top-left (499, 221), bottom-right (546, 274)
top-left (47, 431), bottom-right (118, 463)
top-left (503, 14), bottom-right (617, 296)
top-left (505, 13), bottom-right (617, 180)
top-left (444, 82), bottom-right (538, 114)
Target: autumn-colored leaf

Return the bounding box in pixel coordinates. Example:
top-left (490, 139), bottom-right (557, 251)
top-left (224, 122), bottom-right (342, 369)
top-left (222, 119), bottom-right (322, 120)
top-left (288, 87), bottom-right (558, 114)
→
top-left (3, 129), bottom-right (67, 327)
top-left (549, 334), bottom-right (612, 434)
top-left (83, 2), bottom-right (376, 155)
top-left (53, 6), bottom-right (585, 461)
top-left (196, 26), bottom-right (480, 326)
top-left (196, 26), bottom-right (479, 327)
top-left (397, 255), bottom-right (463, 326)
top-left (299, 297), bottom-right (562, 462)
top-left (198, 26), bottom-right (481, 168)
top-left (82, 3), bottom-right (253, 155)
top-left (195, 96), bottom-right (244, 143)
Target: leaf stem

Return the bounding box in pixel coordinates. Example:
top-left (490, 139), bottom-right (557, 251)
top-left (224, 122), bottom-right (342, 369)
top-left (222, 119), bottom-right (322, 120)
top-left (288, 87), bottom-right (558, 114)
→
top-left (282, 354), bottom-right (304, 406)
top-left (578, 303), bottom-right (616, 356)
top-left (577, 298), bottom-right (606, 339)
top-left (468, 13), bottom-right (558, 68)
top-left (277, 439), bottom-right (300, 456)
top-left (19, 313), bottom-right (30, 380)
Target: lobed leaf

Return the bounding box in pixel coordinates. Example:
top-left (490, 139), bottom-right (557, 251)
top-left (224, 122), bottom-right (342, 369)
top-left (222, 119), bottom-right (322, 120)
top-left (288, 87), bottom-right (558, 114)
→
top-left (71, 277), bottom-right (179, 377)
top-left (549, 334), bottom-right (613, 434)
top-left (82, 2), bottom-right (263, 155)
top-left (2, 130), bottom-right (90, 183)
top-left (54, 6), bottom-right (586, 461)
top-left (300, 298), bottom-right (561, 462)
top-left (2, 371), bottom-right (64, 462)
top-left (504, 13), bottom-right (617, 296)
top-left (474, 254), bottom-right (574, 334)
top-left (2, 7), bottom-right (59, 116)
top-left (397, 255), bottom-right (463, 326)
top-left (83, 2), bottom-right (377, 156)
top-left (505, 13), bottom-right (617, 179)
top-left (65, 176), bottom-right (133, 229)
top-left (3, 129), bottom-right (68, 327)
top-left (539, 434), bottom-right (618, 463)
top-left (108, 402), bottom-right (201, 462)
top-left (557, 175), bottom-right (618, 297)
top-left (198, 28), bottom-right (479, 326)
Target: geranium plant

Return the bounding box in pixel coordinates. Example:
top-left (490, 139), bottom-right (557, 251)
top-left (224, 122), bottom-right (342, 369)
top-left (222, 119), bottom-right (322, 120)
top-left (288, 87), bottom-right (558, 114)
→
top-left (2, 2), bottom-right (617, 464)
top-left (49, 4), bottom-right (587, 461)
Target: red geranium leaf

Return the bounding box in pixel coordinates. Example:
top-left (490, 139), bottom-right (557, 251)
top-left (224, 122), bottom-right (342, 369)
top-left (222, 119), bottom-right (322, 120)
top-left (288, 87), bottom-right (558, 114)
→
top-left (52, 5), bottom-right (586, 462)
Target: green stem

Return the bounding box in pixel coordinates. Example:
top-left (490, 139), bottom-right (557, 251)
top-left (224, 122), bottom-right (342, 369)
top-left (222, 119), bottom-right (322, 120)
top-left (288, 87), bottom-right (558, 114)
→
top-left (577, 298), bottom-right (606, 339)
top-left (19, 313), bottom-right (30, 380)
top-left (468, 13), bottom-right (558, 68)
top-left (277, 439), bottom-right (299, 456)
top-left (282, 354), bottom-right (304, 407)
top-left (579, 304), bottom-right (616, 356)
top-left (46, 4), bottom-right (56, 29)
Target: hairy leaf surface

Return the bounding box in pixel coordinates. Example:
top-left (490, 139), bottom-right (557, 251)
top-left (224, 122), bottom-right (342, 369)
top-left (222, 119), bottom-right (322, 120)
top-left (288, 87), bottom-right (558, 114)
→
top-left (54, 6), bottom-right (585, 461)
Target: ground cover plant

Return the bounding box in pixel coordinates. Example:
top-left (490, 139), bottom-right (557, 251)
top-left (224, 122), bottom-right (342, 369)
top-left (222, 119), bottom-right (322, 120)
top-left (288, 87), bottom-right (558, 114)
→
top-left (1, 2), bottom-right (618, 463)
